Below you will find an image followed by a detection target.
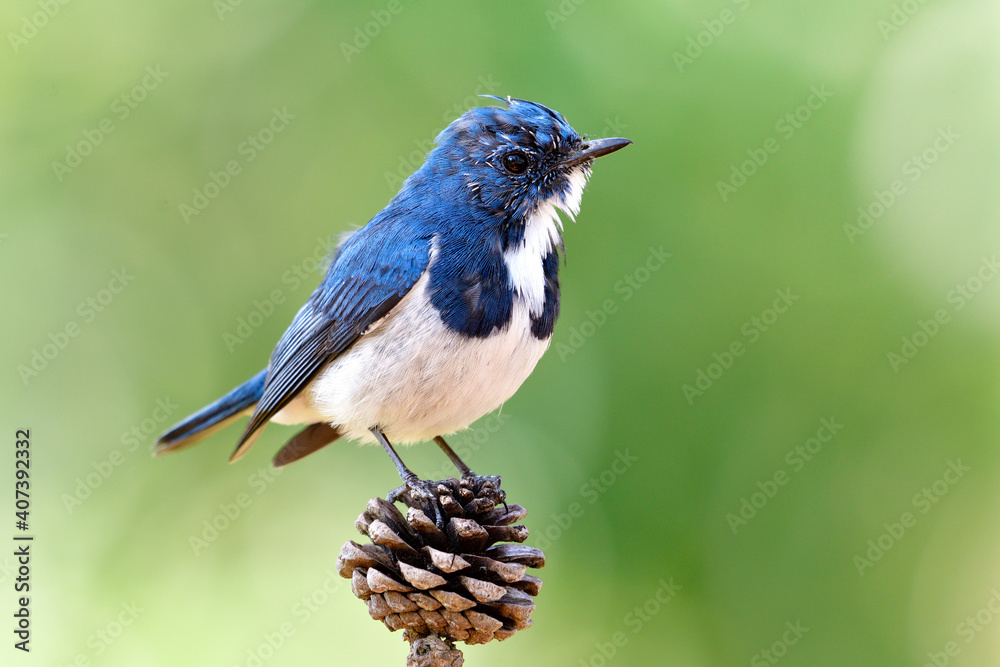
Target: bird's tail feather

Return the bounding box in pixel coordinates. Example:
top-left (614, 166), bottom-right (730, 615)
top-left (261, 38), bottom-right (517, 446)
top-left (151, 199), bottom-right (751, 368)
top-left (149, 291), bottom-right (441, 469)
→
top-left (154, 369), bottom-right (267, 455)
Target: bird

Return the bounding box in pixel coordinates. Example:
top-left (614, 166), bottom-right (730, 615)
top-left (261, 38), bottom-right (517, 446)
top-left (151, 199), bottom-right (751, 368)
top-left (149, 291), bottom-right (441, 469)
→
top-left (155, 97), bottom-right (630, 505)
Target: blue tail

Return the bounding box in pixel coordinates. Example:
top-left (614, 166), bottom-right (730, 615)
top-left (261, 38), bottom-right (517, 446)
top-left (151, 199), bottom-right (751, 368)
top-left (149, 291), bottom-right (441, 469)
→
top-left (154, 369), bottom-right (267, 455)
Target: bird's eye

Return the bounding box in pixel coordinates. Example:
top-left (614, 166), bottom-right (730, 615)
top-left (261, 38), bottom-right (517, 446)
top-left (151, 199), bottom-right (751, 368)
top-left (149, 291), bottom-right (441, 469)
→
top-left (501, 151), bottom-right (530, 174)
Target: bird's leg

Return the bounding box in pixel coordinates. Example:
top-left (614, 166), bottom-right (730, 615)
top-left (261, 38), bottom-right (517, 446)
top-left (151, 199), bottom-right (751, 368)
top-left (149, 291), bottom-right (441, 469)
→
top-left (433, 435), bottom-right (475, 478)
top-left (371, 428), bottom-right (443, 526)
top-left (371, 427), bottom-right (419, 484)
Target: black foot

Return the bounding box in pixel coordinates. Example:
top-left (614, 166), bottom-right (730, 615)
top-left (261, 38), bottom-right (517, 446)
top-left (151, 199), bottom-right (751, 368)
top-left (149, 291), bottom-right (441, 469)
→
top-left (389, 476), bottom-right (444, 527)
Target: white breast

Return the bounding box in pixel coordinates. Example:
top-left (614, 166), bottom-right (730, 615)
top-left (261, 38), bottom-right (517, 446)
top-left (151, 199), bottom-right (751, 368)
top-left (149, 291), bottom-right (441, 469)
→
top-left (299, 270), bottom-right (550, 444)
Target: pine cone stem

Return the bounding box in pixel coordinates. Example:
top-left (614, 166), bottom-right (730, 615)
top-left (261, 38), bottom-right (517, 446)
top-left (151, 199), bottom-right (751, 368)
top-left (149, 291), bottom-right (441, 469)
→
top-left (406, 634), bottom-right (464, 667)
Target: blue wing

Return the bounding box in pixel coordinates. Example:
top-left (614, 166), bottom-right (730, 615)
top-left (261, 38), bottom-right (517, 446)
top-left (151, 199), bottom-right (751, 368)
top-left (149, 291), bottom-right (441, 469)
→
top-left (230, 218), bottom-right (432, 461)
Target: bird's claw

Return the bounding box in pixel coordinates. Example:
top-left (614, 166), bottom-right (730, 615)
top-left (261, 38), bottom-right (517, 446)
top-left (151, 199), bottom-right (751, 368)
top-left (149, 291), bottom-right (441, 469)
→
top-left (389, 477), bottom-right (444, 528)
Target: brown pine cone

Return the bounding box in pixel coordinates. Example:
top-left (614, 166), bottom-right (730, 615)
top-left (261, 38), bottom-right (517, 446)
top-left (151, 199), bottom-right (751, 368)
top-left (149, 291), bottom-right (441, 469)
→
top-left (336, 475), bottom-right (545, 645)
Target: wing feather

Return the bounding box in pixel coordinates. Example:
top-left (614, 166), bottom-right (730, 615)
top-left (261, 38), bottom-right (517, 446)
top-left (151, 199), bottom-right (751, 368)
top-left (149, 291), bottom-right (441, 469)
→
top-left (229, 222), bottom-right (432, 461)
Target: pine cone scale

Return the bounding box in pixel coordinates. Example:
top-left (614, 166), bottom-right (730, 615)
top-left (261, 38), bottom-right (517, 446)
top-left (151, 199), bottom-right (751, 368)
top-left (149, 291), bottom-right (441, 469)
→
top-left (338, 475), bottom-right (545, 645)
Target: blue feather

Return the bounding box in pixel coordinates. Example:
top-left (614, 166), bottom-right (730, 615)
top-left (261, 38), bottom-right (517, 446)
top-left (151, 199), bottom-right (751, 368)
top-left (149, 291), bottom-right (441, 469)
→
top-left (157, 97), bottom-right (630, 463)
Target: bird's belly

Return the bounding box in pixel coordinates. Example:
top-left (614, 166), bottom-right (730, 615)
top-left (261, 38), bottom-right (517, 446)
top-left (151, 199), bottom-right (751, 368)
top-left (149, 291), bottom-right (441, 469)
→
top-left (305, 277), bottom-right (549, 444)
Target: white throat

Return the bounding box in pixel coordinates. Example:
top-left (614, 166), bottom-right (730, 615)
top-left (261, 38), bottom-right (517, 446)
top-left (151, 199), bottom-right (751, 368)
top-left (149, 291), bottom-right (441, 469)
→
top-left (503, 167), bottom-right (590, 315)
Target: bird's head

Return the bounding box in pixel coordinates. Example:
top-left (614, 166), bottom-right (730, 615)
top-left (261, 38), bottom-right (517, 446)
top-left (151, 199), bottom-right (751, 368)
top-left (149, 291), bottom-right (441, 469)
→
top-left (420, 97), bottom-right (631, 248)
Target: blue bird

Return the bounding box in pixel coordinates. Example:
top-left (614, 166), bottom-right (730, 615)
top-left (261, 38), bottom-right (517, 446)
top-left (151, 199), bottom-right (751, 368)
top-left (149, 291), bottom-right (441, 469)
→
top-left (156, 97), bottom-right (630, 501)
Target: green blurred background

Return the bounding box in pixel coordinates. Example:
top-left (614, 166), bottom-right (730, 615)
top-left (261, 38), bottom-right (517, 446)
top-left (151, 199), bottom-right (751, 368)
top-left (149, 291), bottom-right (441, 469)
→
top-left (3, 0), bottom-right (1000, 664)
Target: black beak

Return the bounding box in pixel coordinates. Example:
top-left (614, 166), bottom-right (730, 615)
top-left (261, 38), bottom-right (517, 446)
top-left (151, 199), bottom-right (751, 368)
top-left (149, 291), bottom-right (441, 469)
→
top-left (562, 137), bottom-right (632, 168)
